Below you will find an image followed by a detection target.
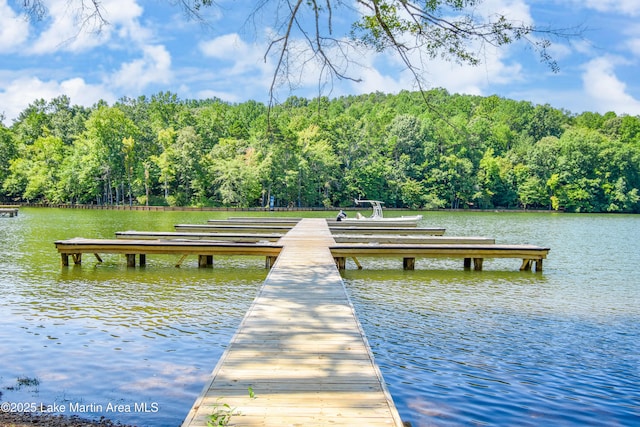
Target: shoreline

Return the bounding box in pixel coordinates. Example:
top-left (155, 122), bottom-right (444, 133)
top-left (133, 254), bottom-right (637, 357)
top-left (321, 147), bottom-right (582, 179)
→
top-left (0, 412), bottom-right (137, 427)
top-left (7, 202), bottom-right (562, 214)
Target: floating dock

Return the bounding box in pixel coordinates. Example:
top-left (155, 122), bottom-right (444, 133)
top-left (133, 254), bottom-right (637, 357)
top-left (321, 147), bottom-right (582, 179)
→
top-left (54, 238), bottom-right (282, 268)
top-left (115, 230), bottom-right (282, 242)
top-left (56, 219), bottom-right (549, 272)
top-left (53, 215), bottom-right (550, 425)
top-left (329, 225), bottom-right (445, 235)
top-left (175, 224), bottom-right (293, 234)
top-left (0, 208), bottom-right (18, 217)
top-left (181, 218), bottom-right (404, 427)
top-left (331, 243), bottom-right (549, 271)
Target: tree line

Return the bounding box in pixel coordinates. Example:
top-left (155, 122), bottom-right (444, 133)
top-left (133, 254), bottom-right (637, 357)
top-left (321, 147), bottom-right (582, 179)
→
top-left (1, 89), bottom-right (639, 213)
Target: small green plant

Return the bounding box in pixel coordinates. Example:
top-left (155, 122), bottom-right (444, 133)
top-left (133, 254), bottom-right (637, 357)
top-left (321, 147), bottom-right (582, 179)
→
top-left (206, 387), bottom-right (256, 426)
top-left (206, 398), bottom-right (236, 427)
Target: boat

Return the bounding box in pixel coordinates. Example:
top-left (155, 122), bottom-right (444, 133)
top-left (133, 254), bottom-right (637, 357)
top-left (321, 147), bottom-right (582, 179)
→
top-left (331, 200), bottom-right (423, 226)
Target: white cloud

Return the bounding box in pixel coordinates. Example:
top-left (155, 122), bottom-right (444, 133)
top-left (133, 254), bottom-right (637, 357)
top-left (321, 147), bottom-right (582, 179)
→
top-left (0, 0), bottom-right (30, 53)
top-left (578, 0), bottom-right (640, 16)
top-left (199, 33), bottom-right (244, 59)
top-left (629, 38), bottom-right (640, 57)
top-left (0, 76), bottom-right (115, 125)
top-left (582, 56), bottom-right (640, 114)
top-left (110, 45), bottom-right (172, 92)
top-left (199, 33), bottom-right (270, 76)
top-left (196, 89), bottom-right (241, 103)
top-left (198, 32), bottom-right (274, 95)
top-left (477, 0), bottom-right (533, 25)
top-left (28, 0), bottom-right (146, 54)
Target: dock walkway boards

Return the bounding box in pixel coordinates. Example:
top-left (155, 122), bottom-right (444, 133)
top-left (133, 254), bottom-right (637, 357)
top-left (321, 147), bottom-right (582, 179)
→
top-left (182, 218), bottom-right (403, 427)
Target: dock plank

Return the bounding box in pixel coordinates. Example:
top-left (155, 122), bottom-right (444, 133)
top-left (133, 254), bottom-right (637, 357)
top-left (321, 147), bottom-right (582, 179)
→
top-left (181, 218), bottom-right (403, 427)
top-left (333, 235), bottom-right (495, 244)
top-left (116, 230), bottom-right (282, 242)
top-left (209, 219), bottom-right (301, 227)
top-left (329, 226), bottom-right (445, 235)
top-left (175, 224), bottom-right (292, 234)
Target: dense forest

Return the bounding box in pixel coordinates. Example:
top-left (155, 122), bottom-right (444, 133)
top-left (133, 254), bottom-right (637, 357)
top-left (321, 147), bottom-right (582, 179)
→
top-left (1, 89), bottom-right (639, 213)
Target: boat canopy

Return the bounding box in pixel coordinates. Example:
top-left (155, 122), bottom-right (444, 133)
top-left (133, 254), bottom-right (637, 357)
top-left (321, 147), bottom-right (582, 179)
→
top-left (354, 199), bottom-right (384, 219)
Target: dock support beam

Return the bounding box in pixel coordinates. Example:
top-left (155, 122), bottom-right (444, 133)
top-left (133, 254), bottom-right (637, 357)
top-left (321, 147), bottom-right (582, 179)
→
top-left (126, 254), bottom-right (136, 267)
top-left (520, 259), bottom-right (543, 272)
top-left (198, 255), bottom-right (214, 268)
top-left (334, 257), bottom-right (346, 270)
top-left (403, 257), bottom-right (415, 270)
top-left (57, 253), bottom-right (78, 266)
top-left (265, 256), bottom-right (278, 269)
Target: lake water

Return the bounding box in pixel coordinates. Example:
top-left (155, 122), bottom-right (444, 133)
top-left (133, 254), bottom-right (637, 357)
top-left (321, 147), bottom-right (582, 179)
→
top-left (1, 208), bottom-right (638, 426)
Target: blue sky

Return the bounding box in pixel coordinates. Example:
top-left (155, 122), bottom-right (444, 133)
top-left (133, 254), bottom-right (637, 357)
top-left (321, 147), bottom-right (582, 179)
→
top-left (1, 0), bottom-right (640, 125)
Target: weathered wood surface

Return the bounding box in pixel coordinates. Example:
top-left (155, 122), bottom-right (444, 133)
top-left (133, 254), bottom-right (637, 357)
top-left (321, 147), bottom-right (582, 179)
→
top-left (228, 217), bottom-right (303, 221)
top-left (116, 230), bottom-right (282, 242)
top-left (331, 243), bottom-right (550, 271)
top-left (333, 235), bottom-right (495, 244)
top-left (182, 218), bottom-right (403, 427)
top-left (175, 224), bottom-right (292, 234)
top-left (329, 226), bottom-right (446, 235)
top-left (209, 219), bottom-right (301, 227)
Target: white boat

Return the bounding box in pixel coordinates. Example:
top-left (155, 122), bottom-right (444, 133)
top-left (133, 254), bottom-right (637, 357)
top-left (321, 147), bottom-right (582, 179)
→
top-left (332, 200), bottom-right (423, 226)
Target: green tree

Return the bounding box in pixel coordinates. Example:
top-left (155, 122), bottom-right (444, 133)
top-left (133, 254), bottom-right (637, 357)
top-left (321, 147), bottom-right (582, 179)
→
top-left (207, 138), bottom-right (262, 207)
top-left (79, 106), bottom-right (141, 204)
top-left (0, 123), bottom-right (17, 193)
top-left (169, 126), bottom-right (206, 205)
top-left (8, 135), bottom-right (65, 202)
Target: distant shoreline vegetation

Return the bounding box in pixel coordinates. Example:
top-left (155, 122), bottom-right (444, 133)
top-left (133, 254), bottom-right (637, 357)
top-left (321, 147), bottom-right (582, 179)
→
top-left (13, 203), bottom-right (566, 214)
top-left (1, 90), bottom-right (639, 213)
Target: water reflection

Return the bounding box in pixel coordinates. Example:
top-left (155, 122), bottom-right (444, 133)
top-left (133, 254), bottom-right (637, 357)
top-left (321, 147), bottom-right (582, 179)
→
top-left (344, 256), bottom-right (640, 426)
top-left (1, 209), bottom-right (266, 426)
top-left (2, 209), bottom-right (640, 426)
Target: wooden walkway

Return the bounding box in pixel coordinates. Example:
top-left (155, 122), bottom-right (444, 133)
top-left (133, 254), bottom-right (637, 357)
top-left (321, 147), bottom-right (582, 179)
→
top-left (182, 218), bottom-right (403, 427)
top-left (115, 230), bottom-right (282, 242)
top-left (54, 238), bottom-right (282, 268)
top-left (175, 224), bottom-right (293, 234)
top-left (329, 225), bottom-right (445, 235)
top-left (331, 243), bottom-right (550, 271)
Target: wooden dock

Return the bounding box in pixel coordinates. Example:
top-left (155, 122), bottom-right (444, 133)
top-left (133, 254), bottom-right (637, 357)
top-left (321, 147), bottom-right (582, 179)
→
top-left (331, 243), bottom-right (550, 271)
top-left (0, 208), bottom-right (18, 217)
top-left (333, 235), bottom-right (495, 244)
top-left (181, 218), bottom-right (403, 427)
top-left (210, 218), bottom-right (301, 227)
top-left (329, 225), bottom-right (445, 235)
top-left (116, 230), bottom-right (282, 242)
top-left (53, 215), bottom-right (550, 424)
top-left (54, 238), bottom-right (282, 268)
top-left (175, 224), bottom-right (292, 234)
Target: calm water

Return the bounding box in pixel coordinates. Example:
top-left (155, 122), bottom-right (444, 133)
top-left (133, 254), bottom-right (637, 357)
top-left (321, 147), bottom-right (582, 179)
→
top-left (1, 208), bottom-right (639, 426)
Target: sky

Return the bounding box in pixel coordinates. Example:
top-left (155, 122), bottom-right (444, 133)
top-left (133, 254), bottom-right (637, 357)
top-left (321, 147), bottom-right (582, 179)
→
top-left (1, 0), bottom-right (640, 125)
